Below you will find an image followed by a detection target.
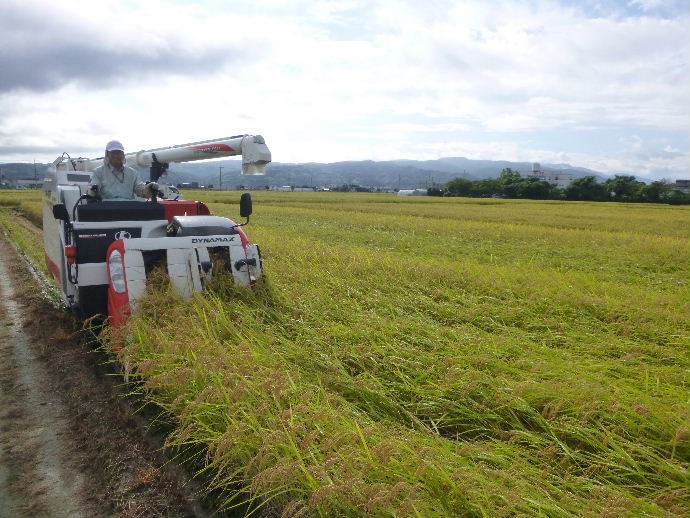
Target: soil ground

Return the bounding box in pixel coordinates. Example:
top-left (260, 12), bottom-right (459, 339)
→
top-left (0, 232), bottom-right (211, 517)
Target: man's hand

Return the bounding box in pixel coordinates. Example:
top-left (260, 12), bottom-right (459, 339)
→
top-left (86, 185), bottom-right (101, 199)
top-left (146, 182), bottom-right (160, 195)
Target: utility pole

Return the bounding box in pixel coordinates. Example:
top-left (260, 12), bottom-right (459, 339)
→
top-left (218, 166), bottom-right (224, 191)
top-left (34, 159), bottom-right (37, 181)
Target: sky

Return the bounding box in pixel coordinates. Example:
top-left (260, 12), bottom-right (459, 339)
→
top-left (0, 0), bottom-right (688, 179)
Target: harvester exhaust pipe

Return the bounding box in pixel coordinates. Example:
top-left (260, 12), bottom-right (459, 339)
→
top-left (51, 134), bottom-right (272, 176)
top-left (130, 135), bottom-right (271, 176)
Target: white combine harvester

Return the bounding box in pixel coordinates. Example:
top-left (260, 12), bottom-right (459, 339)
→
top-left (42, 135), bottom-right (270, 326)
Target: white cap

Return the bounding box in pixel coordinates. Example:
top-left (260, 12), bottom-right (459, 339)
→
top-left (105, 140), bottom-right (125, 153)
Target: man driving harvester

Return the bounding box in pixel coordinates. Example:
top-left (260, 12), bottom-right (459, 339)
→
top-left (89, 140), bottom-right (159, 200)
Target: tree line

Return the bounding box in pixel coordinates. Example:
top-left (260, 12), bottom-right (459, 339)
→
top-left (429, 169), bottom-right (690, 204)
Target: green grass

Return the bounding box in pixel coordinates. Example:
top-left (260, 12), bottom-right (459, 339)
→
top-left (4, 189), bottom-right (689, 516)
top-left (0, 190), bottom-right (46, 272)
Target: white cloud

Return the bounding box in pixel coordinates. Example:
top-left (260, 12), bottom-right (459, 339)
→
top-left (0, 0), bottom-right (688, 179)
top-left (628, 0), bottom-right (669, 11)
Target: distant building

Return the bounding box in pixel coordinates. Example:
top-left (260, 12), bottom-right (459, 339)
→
top-left (272, 186), bottom-right (314, 192)
top-left (675, 179), bottom-right (690, 193)
top-left (526, 163), bottom-right (573, 188)
top-left (397, 189), bottom-right (427, 196)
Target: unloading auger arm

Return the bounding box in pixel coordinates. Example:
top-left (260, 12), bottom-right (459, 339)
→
top-left (55, 134), bottom-right (271, 176)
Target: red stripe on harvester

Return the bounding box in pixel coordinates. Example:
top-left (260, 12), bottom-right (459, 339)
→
top-left (189, 144), bottom-right (234, 152)
top-left (106, 240), bottom-right (131, 328)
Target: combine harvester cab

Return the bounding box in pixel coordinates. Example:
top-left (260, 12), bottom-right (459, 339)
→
top-left (42, 135), bottom-right (269, 326)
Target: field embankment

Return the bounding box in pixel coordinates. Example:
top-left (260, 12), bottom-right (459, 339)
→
top-left (0, 192), bottom-right (210, 517)
top-left (3, 189), bottom-right (689, 516)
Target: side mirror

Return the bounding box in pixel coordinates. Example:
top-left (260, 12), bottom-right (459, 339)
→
top-left (239, 192), bottom-right (252, 218)
top-left (52, 203), bottom-right (69, 222)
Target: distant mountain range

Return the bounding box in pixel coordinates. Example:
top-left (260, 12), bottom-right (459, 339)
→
top-left (0, 162), bottom-right (44, 181)
top-left (160, 157), bottom-right (607, 189)
top-left (0, 157), bottom-right (607, 189)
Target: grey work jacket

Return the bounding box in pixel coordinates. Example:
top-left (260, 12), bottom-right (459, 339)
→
top-left (91, 162), bottom-right (148, 200)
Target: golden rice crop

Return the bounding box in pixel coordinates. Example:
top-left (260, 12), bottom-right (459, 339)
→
top-left (124, 192), bottom-right (690, 516)
top-left (3, 189), bottom-right (688, 516)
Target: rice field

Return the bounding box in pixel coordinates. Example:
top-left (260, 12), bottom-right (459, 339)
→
top-left (2, 189), bottom-right (689, 516)
top-left (0, 190), bottom-right (46, 271)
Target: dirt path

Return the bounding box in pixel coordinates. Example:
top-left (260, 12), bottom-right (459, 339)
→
top-left (0, 235), bottom-right (211, 517)
top-left (0, 249), bottom-right (91, 517)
